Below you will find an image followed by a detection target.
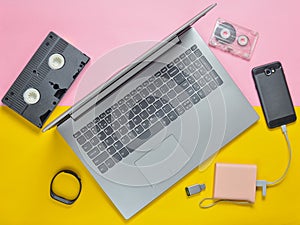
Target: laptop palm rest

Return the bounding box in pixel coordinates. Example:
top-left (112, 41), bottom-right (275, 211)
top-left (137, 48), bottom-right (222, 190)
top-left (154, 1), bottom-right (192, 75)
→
top-left (134, 135), bottom-right (189, 185)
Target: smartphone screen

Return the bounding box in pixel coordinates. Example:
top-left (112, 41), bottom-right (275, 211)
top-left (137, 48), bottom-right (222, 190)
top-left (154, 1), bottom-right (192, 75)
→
top-left (252, 61), bottom-right (296, 128)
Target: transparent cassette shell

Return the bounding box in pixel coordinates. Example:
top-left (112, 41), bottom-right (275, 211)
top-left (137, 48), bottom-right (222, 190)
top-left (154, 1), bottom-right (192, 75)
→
top-left (209, 18), bottom-right (259, 60)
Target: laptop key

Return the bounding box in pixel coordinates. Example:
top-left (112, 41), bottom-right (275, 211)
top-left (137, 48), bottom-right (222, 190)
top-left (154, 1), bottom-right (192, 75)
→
top-left (126, 99), bottom-right (135, 108)
top-left (98, 142), bottom-right (107, 151)
top-left (147, 83), bottom-right (156, 92)
top-left (105, 158), bottom-right (115, 169)
top-left (153, 89), bottom-right (162, 98)
top-left (126, 121), bottom-right (135, 130)
top-left (128, 130), bottom-right (137, 139)
top-left (188, 64), bottom-right (196, 73)
top-left (111, 131), bottom-right (121, 141)
top-left (139, 100), bottom-right (148, 109)
top-left (167, 89), bottom-right (176, 99)
top-left (118, 115), bottom-right (127, 125)
top-left (73, 131), bottom-right (81, 138)
top-left (194, 49), bottom-right (202, 57)
top-left (174, 73), bottom-right (185, 85)
top-left (161, 95), bottom-right (169, 104)
top-left (180, 80), bottom-right (189, 90)
top-left (140, 89), bottom-right (149, 98)
top-left (215, 77), bottom-right (224, 86)
top-left (146, 105), bottom-right (156, 115)
top-left (198, 78), bottom-right (206, 87)
top-left (190, 93), bottom-right (201, 104)
top-left (140, 110), bottom-right (149, 120)
top-left (121, 135), bottom-right (130, 145)
top-left (167, 62), bottom-right (174, 68)
top-left (119, 126), bottom-right (128, 135)
top-left (160, 84), bottom-right (169, 94)
top-left (188, 53), bottom-right (196, 62)
top-left (161, 73), bottom-right (170, 82)
top-left (97, 131), bottom-right (106, 141)
top-left (80, 126), bottom-right (88, 133)
top-left (186, 87), bottom-right (195, 96)
top-left (132, 105), bottom-right (141, 114)
top-left (161, 67), bottom-right (167, 73)
top-left (203, 85), bottom-right (212, 95)
top-left (119, 147), bottom-right (129, 158)
top-left (91, 125), bottom-right (100, 134)
top-left (204, 74), bottom-right (212, 82)
top-left (170, 98), bottom-right (180, 108)
top-left (183, 99), bottom-right (193, 110)
top-left (107, 146), bottom-right (116, 155)
top-left (94, 152), bottom-right (109, 166)
top-left (133, 94), bottom-right (142, 103)
top-left (87, 147), bottom-right (100, 159)
top-left (98, 120), bottom-right (108, 129)
top-left (90, 136), bottom-right (100, 146)
top-left (167, 79), bottom-right (176, 89)
top-left (192, 82), bottom-right (201, 91)
top-left (87, 122), bottom-right (94, 129)
top-left (177, 62), bottom-right (185, 70)
top-left (185, 49), bottom-right (191, 55)
top-left (161, 116), bottom-right (171, 126)
top-left (175, 105), bottom-right (185, 115)
top-left (82, 142), bottom-right (93, 152)
top-left (146, 96), bottom-right (155, 104)
top-left (134, 125), bottom-right (144, 134)
top-left (154, 78), bottom-right (163, 88)
top-left (193, 71), bottom-right (201, 80)
top-left (119, 104), bottom-right (128, 114)
top-left (141, 120), bottom-right (150, 129)
top-left (104, 136), bottom-right (114, 146)
top-left (84, 130), bottom-right (93, 139)
top-left (209, 81), bottom-right (218, 90)
top-left (133, 115), bottom-right (142, 125)
top-left (200, 56), bottom-right (212, 71)
top-left (112, 152), bottom-right (122, 163)
top-left (149, 114), bottom-right (158, 123)
top-left (194, 59), bottom-right (202, 69)
top-left (168, 111), bottom-right (178, 121)
top-left (191, 44), bottom-right (197, 51)
top-left (98, 164), bottom-right (108, 174)
top-left (111, 121), bottom-right (121, 130)
top-left (155, 109), bottom-right (164, 118)
top-left (113, 141), bottom-right (123, 150)
top-left (168, 66), bottom-right (179, 77)
top-left (94, 116), bottom-right (101, 123)
top-left (183, 57), bottom-right (191, 66)
top-left (104, 126), bottom-right (113, 135)
top-left (162, 104), bottom-right (172, 113)
top-left (178, 91), bottom-right (189, 103)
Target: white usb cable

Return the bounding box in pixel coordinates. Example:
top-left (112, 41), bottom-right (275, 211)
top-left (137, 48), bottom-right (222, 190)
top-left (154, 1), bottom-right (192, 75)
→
top-left (256, 124), bottom-right (292, 196)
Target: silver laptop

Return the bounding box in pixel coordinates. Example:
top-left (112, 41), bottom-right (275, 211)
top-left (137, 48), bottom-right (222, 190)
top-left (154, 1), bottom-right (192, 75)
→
top-left (44, 3), bottom-right (258, 219)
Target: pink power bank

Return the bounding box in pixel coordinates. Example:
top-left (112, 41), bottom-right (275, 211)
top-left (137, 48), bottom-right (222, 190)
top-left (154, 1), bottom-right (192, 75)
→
top-left (213, 163), bottom-right (257, 203)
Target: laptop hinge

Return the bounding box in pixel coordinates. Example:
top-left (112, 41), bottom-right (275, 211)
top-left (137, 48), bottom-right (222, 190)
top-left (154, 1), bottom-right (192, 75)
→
top-left (176, 25), bottom-right (192, 37)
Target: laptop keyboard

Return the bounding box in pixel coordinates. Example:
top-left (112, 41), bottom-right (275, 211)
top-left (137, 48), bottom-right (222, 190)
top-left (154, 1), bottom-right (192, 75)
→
top-left (73, 44), bottom-right (223, 174)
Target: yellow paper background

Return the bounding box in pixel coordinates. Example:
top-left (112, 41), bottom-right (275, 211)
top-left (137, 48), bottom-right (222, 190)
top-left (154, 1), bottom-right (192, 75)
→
top-left (0, 106), bottom-right (299, 225)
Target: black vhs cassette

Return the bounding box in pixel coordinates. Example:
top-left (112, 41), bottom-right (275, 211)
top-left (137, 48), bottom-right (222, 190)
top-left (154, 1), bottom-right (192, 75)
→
top-left (209, 18), bottom-right (259, 60)
top-left (2, 32), bottom-right (90, 128)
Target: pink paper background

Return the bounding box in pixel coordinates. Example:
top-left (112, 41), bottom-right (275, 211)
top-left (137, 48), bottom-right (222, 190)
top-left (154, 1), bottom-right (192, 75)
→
top-left (1, 0), bottom-right (299, 106)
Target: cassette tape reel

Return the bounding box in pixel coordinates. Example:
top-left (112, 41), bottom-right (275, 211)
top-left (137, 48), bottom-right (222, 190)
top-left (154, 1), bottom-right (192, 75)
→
top-left (2, 32), bottom-right (90, 128)
top-left (209, 18), bottom-right (258, 60)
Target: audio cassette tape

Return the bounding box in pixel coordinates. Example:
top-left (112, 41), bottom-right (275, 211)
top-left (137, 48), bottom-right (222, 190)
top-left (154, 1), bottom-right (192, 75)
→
top-left (209, 18), bottom-right (258, 60)
top-left (2, 32), bottom-right (90, 128)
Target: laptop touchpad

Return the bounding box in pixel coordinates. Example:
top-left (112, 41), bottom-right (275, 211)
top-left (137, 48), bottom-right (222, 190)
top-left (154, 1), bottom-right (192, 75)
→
top-left (134, 135), bottom-right (189, 185)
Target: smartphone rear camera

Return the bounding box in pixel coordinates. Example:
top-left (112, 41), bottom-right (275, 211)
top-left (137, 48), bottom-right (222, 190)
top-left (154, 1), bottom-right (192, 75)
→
top-left (264, 69), bottom-right (272, 76)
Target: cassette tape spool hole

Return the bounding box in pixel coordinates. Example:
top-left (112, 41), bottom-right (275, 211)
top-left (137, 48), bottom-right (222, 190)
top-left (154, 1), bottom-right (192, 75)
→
top-left (215, 22), bottom-right (236, 44)
top-left (48, 53), bottom-right (65, 70)
top-left (23, 88), bottom-right (40, 105)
